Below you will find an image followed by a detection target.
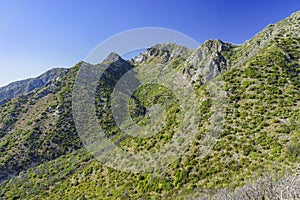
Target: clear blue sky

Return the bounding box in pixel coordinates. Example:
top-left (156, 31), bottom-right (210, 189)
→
top-left (0, 0), bottom-right (299, 87)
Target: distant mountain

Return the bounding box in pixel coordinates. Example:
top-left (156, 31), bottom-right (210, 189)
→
top-left (0, 11), bottom-right (299, 200)
top-left (0, 68), bottom-right (68, 104)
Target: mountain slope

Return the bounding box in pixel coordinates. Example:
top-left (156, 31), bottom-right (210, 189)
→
top-left (0, 68), bottom-right (68, 104)
top-left (0, 65), bottom-right (81, 181)
top-left (0, 11), bottom-right (299, 200)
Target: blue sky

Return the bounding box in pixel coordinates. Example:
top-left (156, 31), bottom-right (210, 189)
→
top-left (0, 0), bottom-right (299, 87)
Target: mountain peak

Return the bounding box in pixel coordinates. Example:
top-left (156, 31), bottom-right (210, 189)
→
top-left (199, 39), bottom-right (227, 52)
top-left (133, 43), bottom-right (192, 64)
top-left (102, 52), bottom-right (124, 64)
top-left (203, 39), bottom-right (224, 45)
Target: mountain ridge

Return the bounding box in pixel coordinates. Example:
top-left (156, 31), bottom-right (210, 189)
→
top-left (1, 11), bottom-right (299, 102)
top-left (0, 68), bottom-right (69, 104)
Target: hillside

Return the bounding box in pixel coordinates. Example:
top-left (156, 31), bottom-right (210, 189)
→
top-left (0, 11), bottom-right (299, 199)
top-left (0, 68), bottom-right (68, 104)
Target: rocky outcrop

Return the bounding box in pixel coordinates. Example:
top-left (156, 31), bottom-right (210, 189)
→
top-left (185, 39), bottom-right (234, 83)
top-left (132, 43), bottom-right (193, 64)
top-left (132, 40), bottom-right (236, 85)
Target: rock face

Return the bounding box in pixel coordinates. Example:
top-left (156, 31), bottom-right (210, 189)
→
top-left (132, 40), bottom-right (236, 84)
top-left (185, 40), bottom-right (235, 83)
top-left (0, 68), bottom-right (68, 103)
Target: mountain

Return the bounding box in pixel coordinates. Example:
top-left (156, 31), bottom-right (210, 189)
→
top-left (0, 11), bottom-right (299, 199)
top-left (0, 68), bottom-right (68, 104)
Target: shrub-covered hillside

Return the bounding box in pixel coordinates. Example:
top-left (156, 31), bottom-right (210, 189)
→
top-left (0, 11), bottom-right (299, 200)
